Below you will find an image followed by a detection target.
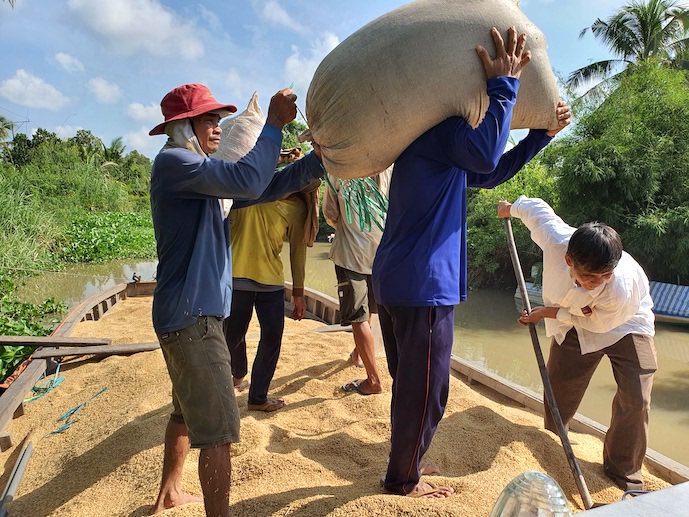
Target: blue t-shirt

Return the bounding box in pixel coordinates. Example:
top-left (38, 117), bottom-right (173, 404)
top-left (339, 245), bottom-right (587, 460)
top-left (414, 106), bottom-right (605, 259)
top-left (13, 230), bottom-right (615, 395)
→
top-left (150, 125), bottom-right (322, 333)
top-left (372, 77), bottom-right (552, 307)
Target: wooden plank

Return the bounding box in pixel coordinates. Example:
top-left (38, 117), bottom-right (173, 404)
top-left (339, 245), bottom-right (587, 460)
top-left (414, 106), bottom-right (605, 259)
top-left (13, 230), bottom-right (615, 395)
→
top-left (0, 337), bottom-right (111, 347)
top-left (0, 432), bottom-right (12, 452)
top-left (0, 359), bottom-right (46, 434)
top-left (125, 281), bottom-right (156, 297)
top-left (32, 342), bottom-right (160, 359)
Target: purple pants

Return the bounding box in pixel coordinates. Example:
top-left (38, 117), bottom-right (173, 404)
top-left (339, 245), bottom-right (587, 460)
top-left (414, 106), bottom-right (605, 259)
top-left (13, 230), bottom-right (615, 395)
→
top-left (378, 304), bottom-right (454, 494)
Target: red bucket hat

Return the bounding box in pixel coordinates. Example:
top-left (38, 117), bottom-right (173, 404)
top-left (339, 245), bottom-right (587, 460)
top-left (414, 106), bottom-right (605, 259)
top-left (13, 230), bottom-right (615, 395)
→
top-left (149, 83), bottom-right (237, 136)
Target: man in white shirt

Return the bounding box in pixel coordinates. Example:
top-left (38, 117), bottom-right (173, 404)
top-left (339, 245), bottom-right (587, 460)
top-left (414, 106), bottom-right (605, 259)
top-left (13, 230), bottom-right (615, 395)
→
top-left (322, 169), bottom-right (392, 396)
top-left (498, 196), bottom-right (656, 491)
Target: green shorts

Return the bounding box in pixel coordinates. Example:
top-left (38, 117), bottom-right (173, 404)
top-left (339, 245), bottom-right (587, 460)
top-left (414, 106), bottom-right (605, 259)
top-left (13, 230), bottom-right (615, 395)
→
top-left (335, 265), bottom-right (378, 325)
top-left (157, 316), bottom-right (240, 448)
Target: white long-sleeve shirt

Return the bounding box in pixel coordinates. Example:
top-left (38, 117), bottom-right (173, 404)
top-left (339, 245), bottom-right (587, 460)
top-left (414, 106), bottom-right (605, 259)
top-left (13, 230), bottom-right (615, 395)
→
top-left (510, 196), bottom-right (655, 354)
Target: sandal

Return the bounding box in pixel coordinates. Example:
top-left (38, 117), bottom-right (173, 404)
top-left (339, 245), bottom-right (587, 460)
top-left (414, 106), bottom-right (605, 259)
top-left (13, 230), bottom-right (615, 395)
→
top-left (247, 398), bottom-right (285, 412)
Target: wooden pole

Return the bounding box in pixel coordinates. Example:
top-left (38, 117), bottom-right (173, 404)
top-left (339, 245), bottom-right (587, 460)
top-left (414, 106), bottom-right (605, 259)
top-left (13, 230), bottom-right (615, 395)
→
top-left (504, 218), bottom-right (594, 510)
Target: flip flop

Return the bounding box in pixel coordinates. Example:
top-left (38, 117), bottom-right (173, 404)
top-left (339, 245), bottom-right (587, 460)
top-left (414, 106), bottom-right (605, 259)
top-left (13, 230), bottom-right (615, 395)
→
top-left (342, 379), bottom-right (370, 396)
top-left (247, 398), bottom-right (285, 412)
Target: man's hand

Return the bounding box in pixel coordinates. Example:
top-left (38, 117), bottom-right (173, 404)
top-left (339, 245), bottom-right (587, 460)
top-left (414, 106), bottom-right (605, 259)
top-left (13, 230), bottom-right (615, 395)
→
top-left (517, 306), bottom-right (558, 326)
top-left (545, 100), bottom-right (571, 137)
top-left (291, 296), bottom-right (306, 321)
top-left (497, 200), bottom-right (512, 218)
top-left (476, 26), bottom-right (531, 80)
top-left (266, 88), bottom-right (297, 130)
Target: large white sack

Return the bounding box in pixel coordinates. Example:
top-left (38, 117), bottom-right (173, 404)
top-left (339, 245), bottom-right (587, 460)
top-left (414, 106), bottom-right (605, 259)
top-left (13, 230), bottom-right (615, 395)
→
top-left (211, 91), bottom-right (265, 162)
top-left (306, 0), bottom-right (561, 179)
top-left (210, 92), bottom-right (265, 217)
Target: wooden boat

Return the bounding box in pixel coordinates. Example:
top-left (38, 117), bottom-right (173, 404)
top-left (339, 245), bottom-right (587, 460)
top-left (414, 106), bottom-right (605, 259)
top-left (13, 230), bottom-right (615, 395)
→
top-left (515, 281), bottom-right (689, 326)
top-left (1, 279), bottom-right (688, 515)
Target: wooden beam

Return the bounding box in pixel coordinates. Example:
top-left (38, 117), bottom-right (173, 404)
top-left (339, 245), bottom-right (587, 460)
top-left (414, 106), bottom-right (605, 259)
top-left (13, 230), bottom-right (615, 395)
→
top-left (0, 359), bottom-right (46, 436)
top-left (0, 337), bottom-right (111, 347)
top-left (32, 342), bottom-right (160, 359)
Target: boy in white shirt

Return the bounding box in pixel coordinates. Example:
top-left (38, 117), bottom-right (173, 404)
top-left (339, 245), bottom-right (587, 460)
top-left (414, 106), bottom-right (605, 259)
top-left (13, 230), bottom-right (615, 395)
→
top-left (498, 196), bottom-right (656, 491)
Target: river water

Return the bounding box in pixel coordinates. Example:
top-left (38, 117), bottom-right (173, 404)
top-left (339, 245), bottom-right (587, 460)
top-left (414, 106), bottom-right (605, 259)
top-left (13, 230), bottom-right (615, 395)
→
top-left (14, 242), bottom-right (689, 467)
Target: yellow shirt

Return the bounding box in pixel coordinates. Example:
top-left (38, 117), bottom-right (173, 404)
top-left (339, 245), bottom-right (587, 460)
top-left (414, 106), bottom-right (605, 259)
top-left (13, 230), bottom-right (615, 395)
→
top-left (230, 198), bottom-right (307, 294)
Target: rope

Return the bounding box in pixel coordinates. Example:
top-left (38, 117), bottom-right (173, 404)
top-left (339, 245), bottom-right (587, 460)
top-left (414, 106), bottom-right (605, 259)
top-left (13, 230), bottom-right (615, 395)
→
top-left (24, 363), bottom-right (65, 403)
top-left (44, 386), bottom-right (108, 437)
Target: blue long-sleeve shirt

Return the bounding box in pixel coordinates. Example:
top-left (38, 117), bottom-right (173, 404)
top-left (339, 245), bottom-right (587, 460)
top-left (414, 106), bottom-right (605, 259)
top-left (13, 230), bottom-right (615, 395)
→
top-left (372, 77), bottom-right (552, 307)
top-left (150, 124), bottom-right (322, 333)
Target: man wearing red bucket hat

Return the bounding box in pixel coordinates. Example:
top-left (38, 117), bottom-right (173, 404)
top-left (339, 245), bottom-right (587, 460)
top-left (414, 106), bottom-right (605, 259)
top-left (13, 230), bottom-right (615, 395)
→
top-left (148, 83), bottom-right (323, 516)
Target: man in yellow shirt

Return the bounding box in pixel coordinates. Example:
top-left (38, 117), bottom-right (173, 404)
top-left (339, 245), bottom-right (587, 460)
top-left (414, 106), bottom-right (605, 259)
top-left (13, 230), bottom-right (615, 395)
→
top-left (224, 180), bottom-right (319, 412)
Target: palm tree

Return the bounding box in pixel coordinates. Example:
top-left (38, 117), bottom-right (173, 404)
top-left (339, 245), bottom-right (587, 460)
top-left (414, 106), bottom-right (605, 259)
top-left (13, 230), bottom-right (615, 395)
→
top-left (102, 137), bottom-right (126, 163)
top-left (568, 0), bottom-right (689, 94)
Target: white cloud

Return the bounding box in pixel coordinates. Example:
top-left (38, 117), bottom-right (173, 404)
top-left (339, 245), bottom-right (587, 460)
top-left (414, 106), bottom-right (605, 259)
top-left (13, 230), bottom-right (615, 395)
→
top-left (87, 77), bottom-right (123, 104)
top-left (284, 32), bottom-right (339, 94)
top-left (0, 70), bottom-right (69, 110)
top-left (127, 101), bottom-right (161, 123)
top-left (55, 52), bottom-right (85, 73)
top-left (124, 126), bottom-right (161, 158)
top-left (67, 0), bottom-right (204, 60)
top-left (258, 1), bottom-right (307, 34)
top-left (224, 68), bottom-right (244, 99)
top-left (198, 5), bottom-right (222, 32)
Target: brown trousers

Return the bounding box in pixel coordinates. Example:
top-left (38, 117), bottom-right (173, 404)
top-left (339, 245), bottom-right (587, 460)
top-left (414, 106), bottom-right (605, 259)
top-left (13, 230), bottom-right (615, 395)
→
top-left (545, 328), bottom-right (657, 490)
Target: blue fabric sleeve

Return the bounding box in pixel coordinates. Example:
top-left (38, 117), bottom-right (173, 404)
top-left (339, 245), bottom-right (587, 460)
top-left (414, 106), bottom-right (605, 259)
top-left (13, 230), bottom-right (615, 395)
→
top-left (233, 152), bottom-right (324, 208)
top-left (439, 77), bottom-right (520, 173)
top-left (466, 129), bottom-right (552, 188)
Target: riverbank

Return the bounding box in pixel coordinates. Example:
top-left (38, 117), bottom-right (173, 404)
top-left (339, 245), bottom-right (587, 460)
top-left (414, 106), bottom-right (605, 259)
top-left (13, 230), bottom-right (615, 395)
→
top-left (1, 295), bottom-right (674, 516)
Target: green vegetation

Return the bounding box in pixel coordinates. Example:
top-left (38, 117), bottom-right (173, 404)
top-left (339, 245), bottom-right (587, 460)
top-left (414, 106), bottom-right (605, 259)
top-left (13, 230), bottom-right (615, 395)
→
top-left (0, 125), bottom-right (156, 381)
top-left (0, 296), bottom-right (66, 381)
top-left (569, 0), bottom-right (689, 96)
top-left (548, 63), bottom-right (689, 284)
top-left (467, 157), bottom-right (559, 287)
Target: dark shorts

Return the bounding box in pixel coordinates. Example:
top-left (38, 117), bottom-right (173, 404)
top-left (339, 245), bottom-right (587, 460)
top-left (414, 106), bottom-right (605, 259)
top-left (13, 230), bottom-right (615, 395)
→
top-left (335, 265), bottom-right (377, 325)
top-left (157, 316), bottom-right (240, 448)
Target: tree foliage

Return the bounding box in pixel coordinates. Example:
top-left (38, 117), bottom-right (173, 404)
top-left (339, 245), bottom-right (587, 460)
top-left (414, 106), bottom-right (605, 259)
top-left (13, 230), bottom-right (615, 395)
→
top-left (466, 155), bottom-right (559, 288)
top-left (281, 120), bottom-right (311, 153)
top-left (549, 63), bottom-right (689, 283)
top-left (569, 0), bottom-right (689, 96)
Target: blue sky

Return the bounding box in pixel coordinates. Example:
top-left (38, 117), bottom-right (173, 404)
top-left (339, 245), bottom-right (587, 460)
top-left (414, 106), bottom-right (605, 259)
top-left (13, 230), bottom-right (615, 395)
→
top-left (0, 0), bottom-right (632, 158)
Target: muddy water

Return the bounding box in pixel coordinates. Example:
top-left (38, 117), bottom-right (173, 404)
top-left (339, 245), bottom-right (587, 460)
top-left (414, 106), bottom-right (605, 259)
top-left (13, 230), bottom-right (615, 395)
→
top-left (14, 242), bottom-right (689, 467)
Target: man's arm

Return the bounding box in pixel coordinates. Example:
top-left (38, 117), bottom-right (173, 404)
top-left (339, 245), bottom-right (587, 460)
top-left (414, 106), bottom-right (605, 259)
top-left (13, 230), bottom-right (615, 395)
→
top-left (466, 100), bottom-right (571, 188)
top-left (286, 202), bottom-right (308, 320)
top-left (498, 196), bottom-right (573, 251)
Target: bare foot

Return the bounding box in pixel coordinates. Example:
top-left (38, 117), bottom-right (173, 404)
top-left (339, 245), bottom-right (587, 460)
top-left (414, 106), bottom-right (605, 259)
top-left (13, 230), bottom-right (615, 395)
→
top-left (349, 349), bottom-right (364, 368)
top-left (233, 378), bottom-right (249, 394)
top-left (150, 491), bottom-right (203, 514)
top-left (420, 460), bottom-right (440, 475)
top-left (407, 481), bottom-right (454, 499)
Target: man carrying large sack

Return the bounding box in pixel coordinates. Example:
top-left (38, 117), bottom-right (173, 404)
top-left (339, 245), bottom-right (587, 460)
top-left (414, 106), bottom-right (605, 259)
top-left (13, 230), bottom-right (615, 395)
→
top-left (372, 26), bottom-right (571, 498)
